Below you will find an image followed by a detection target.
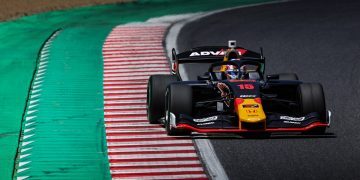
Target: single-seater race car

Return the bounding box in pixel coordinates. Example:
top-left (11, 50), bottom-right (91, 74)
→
top-left (147, 41), bottom-right (331, 136)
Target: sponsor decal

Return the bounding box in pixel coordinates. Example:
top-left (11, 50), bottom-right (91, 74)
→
top-left (280, 116), bottom-right (305, 121)
top-left (283, 121), bottom-right (301, 125)
top-left (242, 104), bottom-right (259, 108)
top-left (190, 51), bottom-right (225, 56)
top-left (246, 109), bottom-right (258, 113)
top-left (189, 49), bottom-right (247, 57)
top-left (239, 95), bottom-right (256, 98)
top-left (193, 116), bottom-right (218, 123)
top-left (197, 122), bottom-right (215, 126)
top-left (238, 84), bottom-right (254, 90)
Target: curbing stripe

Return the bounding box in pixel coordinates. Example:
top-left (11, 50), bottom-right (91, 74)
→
top-left (13, 30), bottom-right (61, 179)
top-left (103, 24), bottom-right (207, 179)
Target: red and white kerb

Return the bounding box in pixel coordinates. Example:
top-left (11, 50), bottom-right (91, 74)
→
top-left (102, 24), bottom-right (207, 180)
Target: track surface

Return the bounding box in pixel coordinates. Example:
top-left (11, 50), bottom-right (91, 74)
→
top-left (177, 0), bottom-right (360, 179)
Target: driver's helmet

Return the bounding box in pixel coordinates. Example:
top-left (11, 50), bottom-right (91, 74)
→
top-left (224, 64), bottom-right (239, 79)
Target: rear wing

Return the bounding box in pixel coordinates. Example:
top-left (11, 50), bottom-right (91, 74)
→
top-left (171, 46), bottom-right (265, 74)
top-left (172, 46), bottom-right (263, 63)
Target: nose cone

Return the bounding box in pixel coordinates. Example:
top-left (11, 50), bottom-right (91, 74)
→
top-left (234, 98), bottom-right (266, 126)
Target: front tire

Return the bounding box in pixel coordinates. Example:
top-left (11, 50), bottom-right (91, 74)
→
top-left (147, 75), bottom-right (178, 124)
top-left (298, 83), bottom-right (326, 134)
top-left (165, 84), bottom-right (192, 136)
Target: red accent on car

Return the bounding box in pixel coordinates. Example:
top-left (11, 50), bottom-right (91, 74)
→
top-left (238, 84), bottom-right (255, 90)
top-left (234, 98), bottom-right (244, 113)
top-left (235, 98), bottom-right (244, 105)
top-left (171, 62), bottom-right (178, 72)
top-left (254, 98), bottom-right (262, 104)
top-left (176, 122), bottom-right (328, 133)
top-left (236, 48), bottom-right (248, 55)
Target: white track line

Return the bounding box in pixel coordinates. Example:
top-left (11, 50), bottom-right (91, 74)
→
top-left (104, 111), bottom-right (147, 115)
top-left (104, 68), bottom-right (169, 73)
top-left (107, 140), bottom-right (193, 146)
top-left (108, 146), bottom-right (195, 152)
top-left (106, 129), bottom-right (166, 133)
top-left (111, 167), bottom-right (204, 174)
top-left (113, 175), bottom-right (207, 180)
top-left (105, 123), bottom-right (159, 127)
top-left (109, 153), bottom-right (198, 160)
top-left (103, 44), bottom-right (164, 48)
top-left (105, 117), bottom-right (148, 121)
top-left (104, 72), bottom-right (168, 77)
top-left (104, 64), bottom-right (168, 69)
top-left (104, 95), bottom-right (146, 100)
top-left (104, 90), bottom-right (147, 94)
top-left (103, 56), bottom-right (167, 61)
top-left (103, 50), bottom-right (164, 55)
top-left (103, 47), bottom-right (164, 51)
top-left (106, 134), bottom-right (170, 139)
top-left (103, 77), bottom-right (150, 81)
top-left (105, 105), bottom-right (146, 109)
top-left (106, 130), bottom-right (166, 134)
top-left (104, 85), bottom-right (148, 89)
top-left (110, 160), bottom-right (200, 166)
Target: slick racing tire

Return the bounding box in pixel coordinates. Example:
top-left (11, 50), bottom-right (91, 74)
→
top-left (165, 84), bottom-right (192, 136)
top-left (147, 75), bottom-right (178, 124)
top-left (298, 83), bottom-right (327, 134)
top-left (278, 73), bottom-right (299, 80)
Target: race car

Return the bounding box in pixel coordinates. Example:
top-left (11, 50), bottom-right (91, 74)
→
top-left (147, 40), bottom-right (331, 136)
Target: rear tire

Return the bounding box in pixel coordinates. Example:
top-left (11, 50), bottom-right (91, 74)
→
top-left (278, 73), bottom-right (299, 80)
top-left (165, 84), bottom-right (192, 136)
top-left (147, 75), bottom-right (178, 124)
top-left (298, 83), bottom-right (326, 134)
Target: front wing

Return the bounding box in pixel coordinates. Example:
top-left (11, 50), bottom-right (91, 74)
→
top-left (172, 111), bottom-right (331, 133)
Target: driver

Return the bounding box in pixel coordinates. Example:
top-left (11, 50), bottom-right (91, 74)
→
top-left (216, 46), bottom-right (246, 100)
top-left (224, 64), bottom-right (239, 80)
top-left (217, 60), bottom-right (254, 101)
top-left (222, 60), bottom-right (247, 80)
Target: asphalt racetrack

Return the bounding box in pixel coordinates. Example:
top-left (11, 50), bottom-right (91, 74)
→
top-left (177, 0), bottom-right (360, 179)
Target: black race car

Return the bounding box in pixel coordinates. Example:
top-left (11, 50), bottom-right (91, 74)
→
top-left (147, 41), bottom-right (331, 136)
